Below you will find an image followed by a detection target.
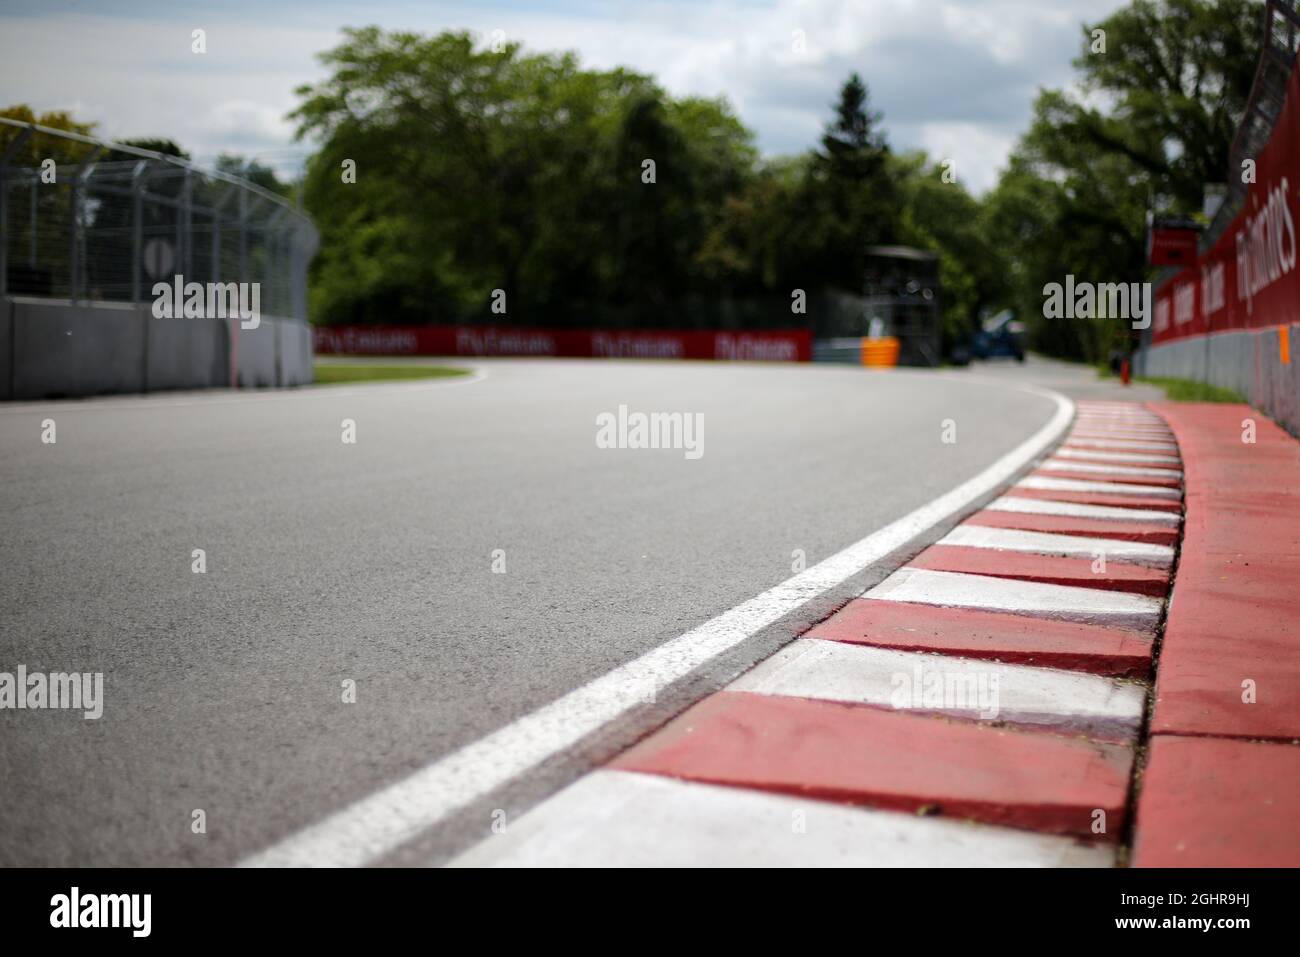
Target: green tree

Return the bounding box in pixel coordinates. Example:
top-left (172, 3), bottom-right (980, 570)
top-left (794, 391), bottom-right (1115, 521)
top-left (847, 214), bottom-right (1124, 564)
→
top-left (214, 154), bottom-right (291, 196)
top-left (116, 138), bottom-right (189, 160)
top-left (984, 0), bottom-right (1263, 360)
top-left (895, 152), bottom-right (1007, 351)
top-left (807, 73), bottom-right (899, 291)
top-left (291, 27), bottom-right (757, 327)
top-left (0, 105), bottom-right (97, 166)
top-left (820, 72), bottom-right (887, 180)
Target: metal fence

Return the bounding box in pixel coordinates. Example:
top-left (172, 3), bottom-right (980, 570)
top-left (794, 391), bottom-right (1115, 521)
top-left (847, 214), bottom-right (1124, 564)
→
top-left (0, 120), bottom-right (317, 319)
top-left (1203, 0), bottom-right (1300, 249)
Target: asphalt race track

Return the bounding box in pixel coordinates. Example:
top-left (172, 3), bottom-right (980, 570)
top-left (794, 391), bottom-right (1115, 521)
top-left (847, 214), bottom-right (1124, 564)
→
top-left (0, 357), bottom-right (1158, 865)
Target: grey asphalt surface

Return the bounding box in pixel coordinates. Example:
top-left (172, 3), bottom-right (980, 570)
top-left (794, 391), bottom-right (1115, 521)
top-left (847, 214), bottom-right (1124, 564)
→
top-left (0, 355), bottom-right (1158, 866)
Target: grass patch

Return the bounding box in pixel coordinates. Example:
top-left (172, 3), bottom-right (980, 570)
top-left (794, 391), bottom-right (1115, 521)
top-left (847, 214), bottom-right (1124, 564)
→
top-left (1136, 376), bottom-right (1245, 403)
top-left (1096, 366), bottom-right (1245, 402)
top-left (313, 362), bottom-right (471, 385)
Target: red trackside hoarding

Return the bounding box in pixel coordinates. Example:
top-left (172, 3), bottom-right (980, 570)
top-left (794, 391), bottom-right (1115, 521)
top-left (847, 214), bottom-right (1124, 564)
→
top-left (313, 325), bottom-right (812, 362)
top-left (1152, 62), bottom-right (1300, 345)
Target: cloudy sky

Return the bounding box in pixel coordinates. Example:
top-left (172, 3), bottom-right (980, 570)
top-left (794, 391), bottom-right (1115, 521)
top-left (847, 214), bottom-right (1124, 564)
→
top-left (0, 0), bottom-right (1128, 193)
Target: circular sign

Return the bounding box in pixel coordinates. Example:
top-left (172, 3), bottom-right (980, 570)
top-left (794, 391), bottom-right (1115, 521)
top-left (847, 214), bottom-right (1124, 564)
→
top-left (142, 238), bottom-right (175, 280)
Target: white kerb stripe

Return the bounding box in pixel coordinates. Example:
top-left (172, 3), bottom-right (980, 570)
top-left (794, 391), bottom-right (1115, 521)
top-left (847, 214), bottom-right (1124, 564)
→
top-left (1075, 414), bottom-right (1164, 423)
top-left (1066, 438), bottom-right (1178, 452)
top-left (1055, 447), bottom-right (1181, 465)
top-left (987, 495), bottom-right (1181, 525)
top-left (1041, 460), bottom-right (1182, 479)
top-left (728, 639), bottom-right (1145, 738)
top-left (1075, 416), bottom-right (1157, 422)
top-left (449, 770), bottom-right (1114, 868)
top-left (1018, 476), bottom-right (1181, 499)
top-left (238, 386), bottom-right (1076, 867)
top-left (1075, 414), bottom-right (1165, 422)
top-left (1076, 403), bottom-right (1159, 410)
top-left (939, 524), bottom-right (1173, 567)
top-left (865, 568), bottom-right (1161, 630)
top-left (1070, 429), bottom-right (1174, 439)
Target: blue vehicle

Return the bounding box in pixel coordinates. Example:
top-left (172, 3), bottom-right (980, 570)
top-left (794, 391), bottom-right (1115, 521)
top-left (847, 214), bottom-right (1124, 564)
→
top-left (969, 309), bottom-right (1026, 362)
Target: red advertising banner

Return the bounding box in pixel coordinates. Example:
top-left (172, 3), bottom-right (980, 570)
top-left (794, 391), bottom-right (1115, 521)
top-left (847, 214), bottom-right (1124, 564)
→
top-left (1148, 225), bottom-right (1200, 267)
top-left (314, 324), bottom-right (812, 362)
top-left (1152, 62), bottom-right (1300, 345)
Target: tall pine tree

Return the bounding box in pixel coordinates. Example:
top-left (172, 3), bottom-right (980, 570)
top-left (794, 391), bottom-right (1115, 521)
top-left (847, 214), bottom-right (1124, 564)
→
top-left (809, 73), bottom-right (898, 289)
top-left (820, 73), bottom-right (887, 180)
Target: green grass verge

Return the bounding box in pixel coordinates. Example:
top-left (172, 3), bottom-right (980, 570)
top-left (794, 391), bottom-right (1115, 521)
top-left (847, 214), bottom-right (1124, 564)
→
top-left (1136, 376), bottom-right (1246, 403)
top-left (313, 362), bottom-right (471, 385)
top-left (1096, 366), bottom-right (1245, 402)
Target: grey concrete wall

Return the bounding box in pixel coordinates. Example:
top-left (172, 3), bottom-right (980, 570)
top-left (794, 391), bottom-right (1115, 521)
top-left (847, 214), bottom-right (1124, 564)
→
top-left (231, 315), bottom-right (314, 388)
top-left (145, 312), bottom-right (228, 392)
top-left (3, 297), bottom-right (314, 400)
top-left (0, 297), bottom-right (11, 400)
top-left (11, 299), bottom-right (147, 399)
top-left (1137, 323), bottom-right (1300, 436)
top-left (278, 318), bottom-right (314, 385)
top-left (234, 320), bottom-right (279, 389)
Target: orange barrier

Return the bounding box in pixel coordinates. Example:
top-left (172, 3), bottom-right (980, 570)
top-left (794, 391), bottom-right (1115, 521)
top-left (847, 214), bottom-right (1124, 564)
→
top-left (860, 336), bottom-right (900, 367)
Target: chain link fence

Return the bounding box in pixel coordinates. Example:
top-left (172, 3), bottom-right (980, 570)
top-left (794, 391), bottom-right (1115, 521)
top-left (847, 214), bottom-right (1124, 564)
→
top-left (0, 119), bottom-right (316, 318)
top-left (1204, 0), bottom-right (1300, 248)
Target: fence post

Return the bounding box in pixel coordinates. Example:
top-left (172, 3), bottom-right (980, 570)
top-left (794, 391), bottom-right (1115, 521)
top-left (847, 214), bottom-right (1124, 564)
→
top-left (68, 145), bottom-right (102, 303)
top-left (0, 127), bottom-right (34, 297)
top-left (173, 171), bottom-right (185, 285)
top-left (130, 160), bottom-right (151, 303)
top-left (29, 179), bottom-right (36, 269)
top-left (238, 188), bottom-right (248, 281)
top-left (181, 169), bottom-right (193, 278)
top-left (212, 183), bottom-right (238, 286)
top-left (263, 207), bottom-right (287, 315)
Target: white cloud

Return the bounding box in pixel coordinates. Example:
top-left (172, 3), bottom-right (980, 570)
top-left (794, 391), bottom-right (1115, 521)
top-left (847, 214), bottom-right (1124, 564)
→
top-left (0, 0), bottom-right (1129, 192)
top-left (909, 121), bottom-right (1020, 192)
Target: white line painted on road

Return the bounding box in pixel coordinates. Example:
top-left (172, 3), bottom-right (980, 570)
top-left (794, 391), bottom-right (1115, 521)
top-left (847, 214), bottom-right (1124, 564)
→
top-left (1017, 476), bottom-right (1182, 499)
top-left (239, 384), bottom-right (1075, 867)
top-left (864, 568), bottom-right (1161, 630)
top-left (987, 495), bottom-right (1182, 525)
top-left (1041, 460), bottom-right (1182, 479)
top-left (449, 769), bottom-right (1114, 867)
top-left (728, 639), bottom-right (1146, 738)
top-left (939, 525), bottom-right (1173, 567)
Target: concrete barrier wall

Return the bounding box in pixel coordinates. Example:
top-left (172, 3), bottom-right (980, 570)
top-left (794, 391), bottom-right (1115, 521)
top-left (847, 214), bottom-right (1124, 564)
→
top-left (278, 319), bottom-right (314, 386)
top-left (0, 297), bottom-right (11, 400)
top-left (145, 311), bottom-right (227, 392)
top-left (1136, 323), bottom-right (1300, 437)
top-left (234, 319), bottom-right (279, 389)
top-left (1, 297), bottom-right (314, 400)
top-left (11, 299), bottom-right (148, 399)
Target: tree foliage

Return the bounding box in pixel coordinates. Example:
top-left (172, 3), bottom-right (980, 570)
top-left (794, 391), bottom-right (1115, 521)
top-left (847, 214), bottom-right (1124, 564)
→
top-left (985, 0), bottom-right (1262, 360)
top-left (9, 0), bottom-right (1260, 360)
top-left (292, 28), bottom-right (757, 326)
